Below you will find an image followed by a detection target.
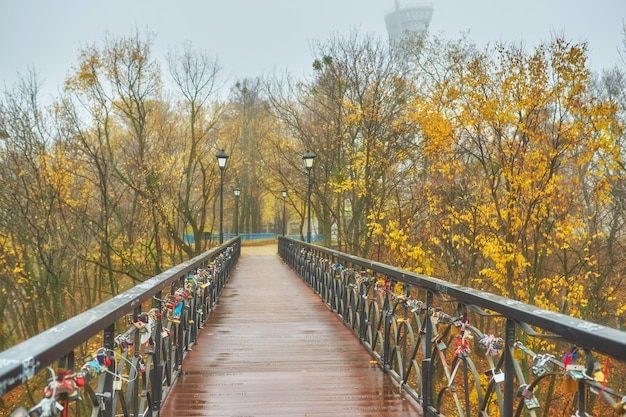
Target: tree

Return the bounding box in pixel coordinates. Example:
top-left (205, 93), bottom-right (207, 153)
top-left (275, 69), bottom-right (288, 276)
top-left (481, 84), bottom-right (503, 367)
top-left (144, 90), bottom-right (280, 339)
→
top-left (0, 70), bottom-right (75, 337)
top-left (405, 36), bottom-right (623, 319)
top-left (168, 42), bottom-right (224, 256)
top-left (63, 30), bottom-right (168, 282)
top-left (268, 31), bottom-right (418, 256)
top-left (586, 65), bottom-right (626, 326)
top-left (227, 79), bottom-right (267, 234)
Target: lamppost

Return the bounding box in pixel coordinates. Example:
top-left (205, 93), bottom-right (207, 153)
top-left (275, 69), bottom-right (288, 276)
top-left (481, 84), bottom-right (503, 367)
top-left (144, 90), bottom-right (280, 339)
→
top-left (302, 150), bottom-right (315, 243)
top-left (216, 149), bottom-right (229, 244)
top-left (281, 189), bottom-right (287, 236)
top-left (234, 187), bottom-right (241, 236)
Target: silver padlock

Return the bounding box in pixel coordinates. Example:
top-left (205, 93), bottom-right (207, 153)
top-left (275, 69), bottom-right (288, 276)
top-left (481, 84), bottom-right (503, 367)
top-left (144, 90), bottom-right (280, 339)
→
top-left (531, 353), bottom-right (554, 377)
top-left (524, 397), bottom-right (540, 410)
top-left (493, 370), bottom-right (505, 383)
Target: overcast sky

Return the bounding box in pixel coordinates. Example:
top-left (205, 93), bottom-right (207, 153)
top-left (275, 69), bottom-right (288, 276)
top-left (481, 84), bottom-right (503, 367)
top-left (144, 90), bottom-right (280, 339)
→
top-left (1, 0), bottom-right (625, 99)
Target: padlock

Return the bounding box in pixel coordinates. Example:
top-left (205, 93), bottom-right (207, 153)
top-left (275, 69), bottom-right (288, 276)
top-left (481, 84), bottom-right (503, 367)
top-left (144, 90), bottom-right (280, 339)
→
top-left (517, 384), bottom-right (534, 400)
top-left (96, 351), bottom-right (107, 366)
top-left (430, 311), bottom-right (441, 326)
top-left (454, 336), bottom-right (470, 358)
top-left (563, 376), bottom-right (578, 393)
top-left (566, 364), bottom-right (585, 381)
top-left (524, 397), bottom-right (541, 410)
top-left (531, 353), bottom-right (554, 377)
top-left (455, 346), bottom-right (470, 358)
top-left (493, 371), bottom-right (505, 383)
top-left (531, 364), bottom-right (548, 377)
top-left (613, 396), bottom-right (626, 415)
top-left (593, 370), bottom-right (605, 383)
top-left (590, 361), bottom-right (605, 383)
top-left (28, 397), bottom-right (64, 417)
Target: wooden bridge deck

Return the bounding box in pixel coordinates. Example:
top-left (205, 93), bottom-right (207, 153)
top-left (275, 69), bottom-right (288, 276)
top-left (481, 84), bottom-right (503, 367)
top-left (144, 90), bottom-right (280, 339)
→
top-left (160, 244), bottom-right (423, 417)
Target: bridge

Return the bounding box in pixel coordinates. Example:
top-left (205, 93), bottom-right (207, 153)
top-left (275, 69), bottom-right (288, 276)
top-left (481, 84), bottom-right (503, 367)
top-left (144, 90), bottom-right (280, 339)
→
top-left (159, 244), bottom-right (421, 416)
top-left (1, 237), bottom-right (626, 416)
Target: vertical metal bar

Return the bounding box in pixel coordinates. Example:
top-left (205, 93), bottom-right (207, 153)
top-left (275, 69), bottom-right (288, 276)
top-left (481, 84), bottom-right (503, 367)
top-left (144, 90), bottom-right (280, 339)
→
top-left (359, 275), bottom-right (367, 342)
top-left (57, 351), bottom-right (74, 372)
top-left (132, 306), bottom-right (141, 356)
top-left (102, 324), bottom-right (115, 417)
top-left (402, 284), bottom-right (409, 374)
top-left (382, 286), bottom-right (392, 371)
top-left (577, 381), bottom-right (586, 416)
top-left (209, 270), bottom-right (215, 313)
top-left (152, 291), bottom-right (163, 412)
top-left (178, 274), bottom-right (187, 355)
top-left (578, 349), bottom-right (593, 416)
top-left (176, 278), bottom-right (184, 369)
top-left (503, 319), bottom-right (516, 417)
top-left (463, 359), bottom-right (471, 417)
top-left (422, 290), bottom-right (434, 415)
top-left (132, 306), bottom-right (141, 417)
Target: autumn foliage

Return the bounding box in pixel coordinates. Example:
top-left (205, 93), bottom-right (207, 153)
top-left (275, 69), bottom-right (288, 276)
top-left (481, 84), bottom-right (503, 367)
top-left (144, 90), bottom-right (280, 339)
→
top-left (404, 38), bottom-right (623, 324)
top-left (0, 29), bottom-right (625, 389)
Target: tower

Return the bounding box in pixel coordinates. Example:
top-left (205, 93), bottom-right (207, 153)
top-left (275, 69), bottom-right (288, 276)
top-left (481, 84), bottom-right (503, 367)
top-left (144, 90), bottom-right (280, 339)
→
top-left (385, 1), bottom-right (433, 46)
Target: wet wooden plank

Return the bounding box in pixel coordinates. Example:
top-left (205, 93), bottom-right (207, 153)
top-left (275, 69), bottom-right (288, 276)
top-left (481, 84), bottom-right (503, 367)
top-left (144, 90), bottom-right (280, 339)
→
top-left (160, 245), bottom-right (423, 416)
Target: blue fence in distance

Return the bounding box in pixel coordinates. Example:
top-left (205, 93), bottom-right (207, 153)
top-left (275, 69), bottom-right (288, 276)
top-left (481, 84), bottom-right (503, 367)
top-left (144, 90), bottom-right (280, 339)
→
top-left (184, 233), bottom-right (323, 244)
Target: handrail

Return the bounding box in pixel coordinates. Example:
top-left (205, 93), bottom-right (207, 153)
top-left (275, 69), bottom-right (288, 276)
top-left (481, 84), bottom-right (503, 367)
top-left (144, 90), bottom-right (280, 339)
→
top-left (0, 236), bottom-right (241, 416)
top-left (286, 242), bottom-right (626, 360)
top-left (278, 237), bottom-right (626, 417)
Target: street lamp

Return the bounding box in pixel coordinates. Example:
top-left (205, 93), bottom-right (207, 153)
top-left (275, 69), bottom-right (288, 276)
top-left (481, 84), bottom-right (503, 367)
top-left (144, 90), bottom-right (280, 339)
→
top-left (234, 187), bottom-right (241, 236)
top-left (281, 189), bottom-right (287, 237)
top-left (216, 149), bottom-right (229, 244)
top-left (302, 150), bottom-right (315, 243)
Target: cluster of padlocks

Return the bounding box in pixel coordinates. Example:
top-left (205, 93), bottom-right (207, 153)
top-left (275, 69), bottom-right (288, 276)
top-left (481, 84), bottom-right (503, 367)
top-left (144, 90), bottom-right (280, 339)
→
top-left (12, 259), bottom-right (225, 417)
top-left (288, 243), bottom-right (626, 417)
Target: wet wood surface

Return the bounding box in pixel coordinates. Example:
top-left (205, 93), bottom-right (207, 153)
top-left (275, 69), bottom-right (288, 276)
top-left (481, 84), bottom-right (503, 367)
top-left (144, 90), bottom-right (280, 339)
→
top-left (160, 244), bottom-right (423, 416)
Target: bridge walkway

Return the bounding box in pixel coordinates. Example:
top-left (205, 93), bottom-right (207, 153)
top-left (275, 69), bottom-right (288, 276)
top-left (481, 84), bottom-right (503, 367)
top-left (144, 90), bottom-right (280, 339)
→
top-left (159, 244), bottom-right (423, 416)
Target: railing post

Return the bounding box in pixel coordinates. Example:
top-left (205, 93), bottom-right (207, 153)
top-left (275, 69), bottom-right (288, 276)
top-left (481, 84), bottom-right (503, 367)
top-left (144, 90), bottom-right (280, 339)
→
top-left (578, 349), bottom-right (594, 416)
top-left (102, 324), bottom-right (116, 417)
top-left (358, 276), bottom-right (367, 342)
top-left (422, 290), bottom-right (435, 416)
top-left (382, 286), bottom-right (392, 372)
top-left (209, 265), bottom-right (217, 312)
top-left (131, 306), bottom-right (142, 417)
top-left (152, 291), bottom-right (163, 412)
top-left (132, 306), bottom-right (141, 353)
top-left (503, 318), bottom-right (515, 417)
top-left (175, 280), bottom-right (184, 369)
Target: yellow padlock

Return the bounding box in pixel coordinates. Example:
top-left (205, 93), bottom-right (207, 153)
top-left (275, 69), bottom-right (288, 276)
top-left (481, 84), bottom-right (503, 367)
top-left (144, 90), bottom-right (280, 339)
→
top-left (613, 397), bottom-right (626, 415)
top-left (563, 376), bottom-right (578, 393)
top-left (593, 371), bottom-right (605, 383)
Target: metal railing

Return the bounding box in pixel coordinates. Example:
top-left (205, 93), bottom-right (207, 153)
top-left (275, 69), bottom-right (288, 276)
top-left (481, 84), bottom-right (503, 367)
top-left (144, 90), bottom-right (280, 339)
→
top-left (0, 237), bottom-right (240, 417)
top-left (278, 237), bottom-right (626, 417)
